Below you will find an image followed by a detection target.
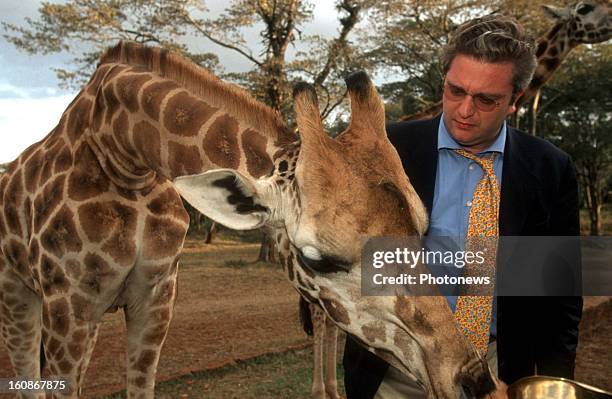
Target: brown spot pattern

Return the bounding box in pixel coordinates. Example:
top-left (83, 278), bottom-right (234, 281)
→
top-left (168, 141), bottom-right (203, 177)
top-left (116, 74), bottom-right (151, 113)
top-left (163, 91), bottom-right (217, 137)
top-left (33, 175), bottom-right (66, 233)
top-left (103, 82), bottom-right (121, 126)
top-left (134, 376), bottom-right (147, 389)
top-left (66, 97), bottom-right (92, 145)
top-left (142, 216), bottom-right (186, 260)
top-left (47, 297), bottom-right (70, 336)
top-left (146, 188), bottom-right (189, 223)
top-left (393, 329), bottom-right (415, 363)
top-left (54, 145), bottom-right (73, 173)
top-left (362, 321), bottom-right (387, 343)
top-left (286, 252), bottom-right (295, 281)
top-left (319, 287), bottom-right (350, 325)
top-left (70, 293), bottom-right (94, 322)
top-left (4, 171), bottom-right (24, 236)
top-left (5, 239), bottom-right (28, 277)
top-left (133, 120), bottom-right (161, 170)
top-left (112, 111), bottom-right (132, 155)
top-left (28, 239), bottom-right (40, 268)
top-left (40, 206), bottom-right (82, 258)
top-left (143, 325), bottom-right (167, 346)
top-left (86, 64), bottom-right (111, 96)
top-left (58, 360), bottom-right (72, 374)
top-left (81, 252), bottom-right (117, 294)
top-left (68, 144), bottom-right (109, 201)
top-left (78, 201), bottom-right (116, 243)
top-left (242, 128), bottom-right (273, 178)
top-left (202, 114), bottom-right (241, 169)
top-left (23, 149), bottom-right (43, 193)
top-left (142, 81), bottom-right (178, 121)
top-left (100, 203), bottom-right (138, 266)
top-left (40, 255), bottom-right (69, 296)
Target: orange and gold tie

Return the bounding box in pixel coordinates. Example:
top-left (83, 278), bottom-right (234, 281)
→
top-left (453, 149), bottom-right (500, 355)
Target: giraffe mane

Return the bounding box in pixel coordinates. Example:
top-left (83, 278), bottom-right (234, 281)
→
top-left (99, 41), bottom-right (294, 143)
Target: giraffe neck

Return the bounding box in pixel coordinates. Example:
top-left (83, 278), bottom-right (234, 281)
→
top-left (66, 48), bottom-right (296, 190)
top-left (520, 22), bottom-right (575, 107)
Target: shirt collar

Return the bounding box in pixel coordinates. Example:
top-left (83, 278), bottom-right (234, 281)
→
top-left (437, 113), bottom-right (506, 155)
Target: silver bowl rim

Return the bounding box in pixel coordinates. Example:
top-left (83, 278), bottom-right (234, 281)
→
top-left (511, 375), bottom-right (612, 396)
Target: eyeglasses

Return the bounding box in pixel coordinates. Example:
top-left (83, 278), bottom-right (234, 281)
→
top-left (443, 82), bottom-right (503, 112)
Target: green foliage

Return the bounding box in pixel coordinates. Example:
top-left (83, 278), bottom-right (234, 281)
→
top-left (540, 45), bottom-right (612, 234)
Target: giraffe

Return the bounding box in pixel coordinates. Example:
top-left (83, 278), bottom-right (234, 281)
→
top-left (398, 0), bottom-right (612, 122)
top-left (0, 41), bottom-right (503, 399)
top-left (300, 296), bottom-right (341, 399)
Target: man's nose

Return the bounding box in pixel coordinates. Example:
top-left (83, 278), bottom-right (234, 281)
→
top-left (458, 95), bottom-right (476, 117)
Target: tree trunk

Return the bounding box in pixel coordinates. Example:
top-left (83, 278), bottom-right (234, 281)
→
top-left (528, 90), bottom-right (541, 136)
top-left (588, 181), bottom-right (601, 236)
top-left (205, 221), bottom-right (217, 244)
top-left (589, 204), bottom-right (601, 236)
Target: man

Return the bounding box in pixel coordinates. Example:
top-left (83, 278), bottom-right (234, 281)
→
top-left (343, 15), bottom-right (582, 398)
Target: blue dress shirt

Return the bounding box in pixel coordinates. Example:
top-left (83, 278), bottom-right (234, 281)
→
top-left (427, 115), bottom-right (506, 337)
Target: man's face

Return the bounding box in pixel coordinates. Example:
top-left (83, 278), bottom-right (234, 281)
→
top-left (442, 54), bottom-right (521, 153)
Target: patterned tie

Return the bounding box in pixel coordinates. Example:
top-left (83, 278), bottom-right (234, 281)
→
top-left (453, 149), bottom-right (500, 355)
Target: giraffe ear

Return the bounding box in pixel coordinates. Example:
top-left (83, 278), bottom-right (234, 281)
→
top-left (173, 169), bottom-right (270, 230)
top-left (541, 5), bottom-right (570, 21)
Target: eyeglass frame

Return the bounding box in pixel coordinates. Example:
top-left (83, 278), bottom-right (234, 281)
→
top-left (443, 80), bottom-right (511, 112)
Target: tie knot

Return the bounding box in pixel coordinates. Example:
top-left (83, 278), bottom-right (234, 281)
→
top-left (454, 149), bottom-right (496, 172)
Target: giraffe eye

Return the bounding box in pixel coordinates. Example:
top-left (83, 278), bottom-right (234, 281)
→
top-left (301, 245), bottom-right (322, 260)
top-left (576, 3), bottom-right (594, 15)
top-left (296, 250), bottom-right (352, 274)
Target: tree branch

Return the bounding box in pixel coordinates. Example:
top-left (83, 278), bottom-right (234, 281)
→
top-left (182, 13), bottom-right (262, 67)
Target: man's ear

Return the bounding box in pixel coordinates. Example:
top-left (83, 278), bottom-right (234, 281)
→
top-left (173, 169), bottom-right (270, 230)
top-left (508, 90), bottom-right (524, 115)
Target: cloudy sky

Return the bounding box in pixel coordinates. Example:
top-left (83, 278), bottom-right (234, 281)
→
top-left (0, 1), bottom-right (343, 163)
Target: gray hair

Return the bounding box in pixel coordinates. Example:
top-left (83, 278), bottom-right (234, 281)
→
top-left (441, 15), bottom-right (537, 97)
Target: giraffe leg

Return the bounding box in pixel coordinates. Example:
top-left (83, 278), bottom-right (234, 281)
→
top-left (124, 260), bottom-right (178, 399)
top-left (0, 263), bottom-right (45, 399)
top-left (41, 297), bottom-right (100, 398)
top-left (323, 314), bottom-right (341, 399)
top-left (311, 304), bottom-right (326, 399)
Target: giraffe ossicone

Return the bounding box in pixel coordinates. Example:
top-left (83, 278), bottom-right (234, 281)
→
top-left (0, 41), bottom-right (502, 398)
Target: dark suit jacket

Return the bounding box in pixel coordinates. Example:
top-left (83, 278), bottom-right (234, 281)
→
top-left (343, 116), bottom-right (583, 398)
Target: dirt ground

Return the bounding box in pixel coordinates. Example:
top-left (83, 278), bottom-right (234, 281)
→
top-left (0, 239), bottom-right (610, 397)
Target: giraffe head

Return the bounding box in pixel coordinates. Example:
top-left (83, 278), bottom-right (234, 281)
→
top-left (542, 1), bottom-right (611, 45)
top-left (174, 73), bottom-right (501, 397)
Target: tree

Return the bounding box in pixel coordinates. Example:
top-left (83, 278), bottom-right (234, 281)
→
top-left (540, 45), bottom-right (612, 235)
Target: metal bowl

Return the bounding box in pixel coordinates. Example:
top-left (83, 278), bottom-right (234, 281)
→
top-left (508, 376), bottom-right (612, 399)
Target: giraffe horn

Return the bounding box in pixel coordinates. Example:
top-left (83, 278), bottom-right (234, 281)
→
top-left (345, 71), bottom-right (386, 139)
top-left (292, 82), bottom-right (328, 150)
